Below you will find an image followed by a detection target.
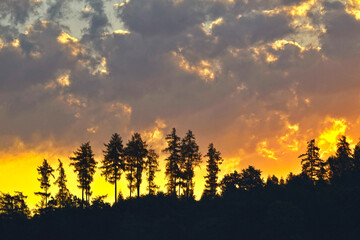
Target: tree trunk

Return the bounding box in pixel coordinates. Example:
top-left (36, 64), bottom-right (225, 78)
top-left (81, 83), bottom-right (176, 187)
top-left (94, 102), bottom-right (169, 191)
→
top-left (115, 179), bottom-right (117, 204)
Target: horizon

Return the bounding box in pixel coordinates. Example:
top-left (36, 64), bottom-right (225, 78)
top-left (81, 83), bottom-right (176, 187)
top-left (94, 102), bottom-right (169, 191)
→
top-left (1, 0), bottom-right (360, 208)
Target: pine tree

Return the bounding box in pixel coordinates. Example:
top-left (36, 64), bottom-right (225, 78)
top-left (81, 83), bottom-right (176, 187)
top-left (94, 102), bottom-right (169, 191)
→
top-left (101, 133), bottom-right (125, 204)
top-left (0, 192), bottom-right (30, 219)
top-left (35, 159), bottom-right (54, 208)
top-left (54, 159), bottom-right (70, 208)
top-left (239, 165), bottom-right (264, 191)
top-left (180, 130), bottom-right (201, 198)
top-left (203, 143), bottom-right (223, 199)
top-left (146, 149), bottom-right (160, 195)
top-left (70, 142), bottom-right (97, 205)
top-left (163, 128), bottom-right (181, 196)
top-left (220, 170), bottom-right (242, 194)
top-left (328, 136), bottom-right (354, 180)
top-left (125, 133), bottom-right (148, 198)
top-left (298, 139), bottom-right (324, 183)
top-left (353, 139), bottom-right (360, 171)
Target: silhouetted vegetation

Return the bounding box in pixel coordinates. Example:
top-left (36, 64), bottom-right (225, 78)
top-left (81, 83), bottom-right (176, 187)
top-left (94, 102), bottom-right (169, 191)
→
top-left (100, 133), bottom-right (125, 204)
top-left (2, 131), bottom-right (360, 239)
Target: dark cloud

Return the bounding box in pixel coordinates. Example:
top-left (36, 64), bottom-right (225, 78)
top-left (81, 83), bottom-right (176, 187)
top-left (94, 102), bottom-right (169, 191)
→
top-left (81, 0), bottom-right (110, 40)
top-left (2, 0), bottom-right (360, 176)
top-left (46, 0), bottom-right (73, 21)
top-left (212, 13), bottom-right (293, 49)
top-left (119, 0), bottom-right (207, 35)
top-left (0, 0), bottom-right (41, 25)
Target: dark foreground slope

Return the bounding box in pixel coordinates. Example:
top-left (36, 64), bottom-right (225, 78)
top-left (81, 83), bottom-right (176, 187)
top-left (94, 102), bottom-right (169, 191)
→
top-left (1, 182), bottom-right (360, 240)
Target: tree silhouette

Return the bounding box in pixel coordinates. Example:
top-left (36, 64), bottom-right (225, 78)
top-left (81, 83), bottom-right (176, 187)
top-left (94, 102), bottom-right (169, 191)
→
top-left (125, 133), bottom-right (148, 198)
top-left (239, 165), bottom-right (264, 191)
top-left (101, 133), bottom-right (126, 204)
top-left (54, 159), bottom-right (71, 208)
top-left (328, 136), bottom-right (354, 181)
top-left (220, 170), bottom-right (242, 194)
top-left (35, 159), bottom-right (54, 208)
top-left (70, 142), bottom-right (97, 205)
top-left (202, 143), bottom-right (223, 199)
top-left (146, 149), bottom-right (160, 195)
top-left (266, 175), bottom-right (279, 187)
top-left (353, 139), bottom-right (360, 171)
top-left (298, 139), bottom-right (325, 183)
top-left (163, 128), bottom-right (181, 196)
top-left (0, 192), bottom-right (30, 219)
top-left (180, 130), bottom-right (201, 198)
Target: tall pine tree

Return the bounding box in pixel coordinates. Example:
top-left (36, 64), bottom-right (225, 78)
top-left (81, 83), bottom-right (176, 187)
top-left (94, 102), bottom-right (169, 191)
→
top-left (180, 130), bottom-right (201, 198)
top-left (54, 159), bottom-right (71, 208)
top-left (203, 143), bottom-right (223, 199)
top-left (125, 133), bottom-right (148, 198)
top-left (70, 142), bottom-right (97, 205)
top-left (298, 139), bottom-right (325, 183)
top-left (328, 136), bottom-right (354, 181)
top-left (146, 149), bottom-right (160, 195)
top-left (35, 159), bottom-right (54, 208)
top-left (101, 133), bottom-right (125, 204)
top-left (163, 128), bottom-right (181, 196)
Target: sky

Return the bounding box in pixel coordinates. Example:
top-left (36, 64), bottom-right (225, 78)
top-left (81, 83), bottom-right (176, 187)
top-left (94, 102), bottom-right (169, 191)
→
top-left (1, 0), bottom-right (360, 207)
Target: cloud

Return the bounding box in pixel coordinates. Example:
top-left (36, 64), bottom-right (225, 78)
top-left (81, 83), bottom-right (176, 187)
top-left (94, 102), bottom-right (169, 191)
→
top-left (2, 0), bottom-right (360, 187)
top-left (46, 0), bottom-right (73, 21)
top-left (118, 0), bottom-right (207, 36)
top-left (0, 0), bottom-right (41, 25)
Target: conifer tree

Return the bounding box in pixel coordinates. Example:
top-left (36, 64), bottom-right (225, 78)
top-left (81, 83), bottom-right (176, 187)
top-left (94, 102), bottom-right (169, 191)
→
top-left (146, 149), bottom-right (160, 195)
top-left (298, 139), bottom-right (324, 183)
top-left (240, 165), bottom-right (264, 191)
top-left (35, 159), bottom-right (54, 208)
top-left (54, 159), bottom-right (70, 208)
top-left (101, 133), bottom-right (125, 204)
top-left (353, 139), bottom-right (360, 171)
top-left (0, 192), bottom-right (30, 219)
top-left (203, 143), bottom-right (223, 199)
top-left (220, 170), bottom-right (242, 194)
top-left (125, 133), bottom-right (148, 198)
top-left (328, 136), bottom-right (354, 180)
top-left (70, 142), bottom-right (97, 205)
top-left (180, 130), bottom-right (201, 198)
top-left (163, 128), bottom-right (181, 196)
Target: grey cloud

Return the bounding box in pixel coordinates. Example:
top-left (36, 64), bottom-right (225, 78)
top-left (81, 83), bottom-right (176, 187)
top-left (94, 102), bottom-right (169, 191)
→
top-left (46, 0), bottom-right (73, 21)
top-left (0, 0), bottom-right (41, 25)
top-left (321, 2), bottom-right (360, 59)
top-left (81, 0), bottom-right (110, 41)
top-left (3, 0), bottom-right (360, 175)
top-left (212, 13), bottom-right (294, 49)
top-left (119, 0), bottom-right (207, 36)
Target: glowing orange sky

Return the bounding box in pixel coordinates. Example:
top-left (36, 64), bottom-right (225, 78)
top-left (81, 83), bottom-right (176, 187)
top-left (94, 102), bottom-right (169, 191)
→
top-left (0, 116), bottom-right (357, 208)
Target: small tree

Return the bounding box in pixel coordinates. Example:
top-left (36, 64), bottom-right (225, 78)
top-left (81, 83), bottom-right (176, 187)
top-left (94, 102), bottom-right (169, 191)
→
top-left (146, 149), bottom-right (160, 195)
top-left (35, 159), bottom-right (54, 208)
top-left (239, 165), bottom-right (264, 191)
top-left (101, 133), bottom-right (126, 204)
top-left (70, 142), bottom-right (97, 205)
top-left (203, 143), bottom-right (223, 199)
top-left (0, 192), bottom-right (30, 219)
top-left (220, 171), bottom-right (242, 195)
top-left (54, 159), bottom-right (71, 208)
